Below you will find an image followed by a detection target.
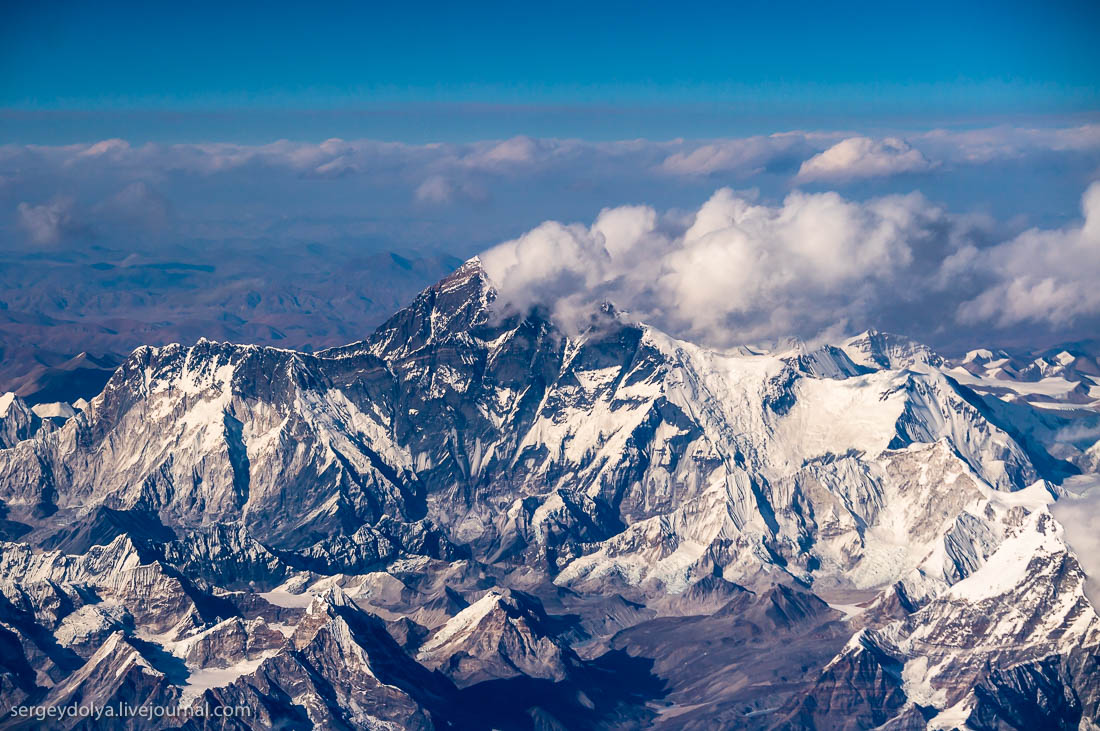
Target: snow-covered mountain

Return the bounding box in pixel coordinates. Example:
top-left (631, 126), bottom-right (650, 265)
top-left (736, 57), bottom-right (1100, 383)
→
top-left (945, 344), bottom-right (1100, 412)
top-left (0, 259), bottom-right (1097, 729)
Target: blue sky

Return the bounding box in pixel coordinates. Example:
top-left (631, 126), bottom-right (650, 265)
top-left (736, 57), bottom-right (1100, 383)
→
top-left (3, 0), bottom-right (1099, 142)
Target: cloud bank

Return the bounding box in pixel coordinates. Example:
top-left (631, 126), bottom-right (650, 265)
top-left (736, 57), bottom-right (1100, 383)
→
top-left (658, 133), bottom-right (823, 177)
top-left (481, 182), bottom-right (1100, 346)
top-left (3, 123), bottom-right (1097, 217)
top-left (957, 182), bottom-right (1100, 327)
top-left (4, 124), bottom-right (1100, 349)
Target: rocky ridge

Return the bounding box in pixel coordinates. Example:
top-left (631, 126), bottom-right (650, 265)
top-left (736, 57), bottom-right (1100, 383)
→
top-left (0, 259), bottom-right (1097, 729)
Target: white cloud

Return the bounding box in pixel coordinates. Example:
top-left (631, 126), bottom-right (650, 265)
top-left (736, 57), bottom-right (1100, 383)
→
top-left (416, 175), bottom-right (456, 204)
top-left (917, 123), bottom-right (1100, 164)
top-left (958, 182), bottom-right (1100, 327)
top-left (797, 137), bottom-right (933, 182)
top-left (4, 131), bottom-right (1100, 347)
top-left (15, 199), bottom-right (77, 245)
top-left (415, 175), bottom-right (487, 205)
top-left (659, 134), bottom-right (812, 176)
top-left (464, 136), bottom-right (539, 168)
top-left (481, 180), bottom-right (1100, 344)
top-left (1050, 477), bottom-right (1100, 609)
top-left (13, 184), bottom-right (171, 247)
top-left (481, 187), bottom-right (946, 344)
top-left (76, 138), bottom-right (130, 159)
top-left (5, 125), bottom-right (1096, 190)
top-left (311, 155), bottom-right (359, 178)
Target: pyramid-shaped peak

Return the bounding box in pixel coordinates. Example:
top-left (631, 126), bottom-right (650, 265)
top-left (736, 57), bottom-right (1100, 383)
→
top-left (840, 329), bottom-right (942, 370)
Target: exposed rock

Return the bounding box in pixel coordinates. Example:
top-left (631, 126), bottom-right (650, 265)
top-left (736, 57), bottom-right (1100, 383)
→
top-left (0, 261), bottom-right (1096, 727)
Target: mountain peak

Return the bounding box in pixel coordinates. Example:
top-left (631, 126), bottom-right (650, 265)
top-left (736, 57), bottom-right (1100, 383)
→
top-left (841, 329), bottom-right (943, 370)
top-left (1, 260), bottom-right (1098, 727)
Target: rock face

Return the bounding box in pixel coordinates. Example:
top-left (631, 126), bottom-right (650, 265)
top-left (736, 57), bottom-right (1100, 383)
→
top-left (0, 259), bottom-right (1098, 729)
top-left (0, 393), bottom-right (51, 450)
top-left (416, 588), bottom-right (582, 688)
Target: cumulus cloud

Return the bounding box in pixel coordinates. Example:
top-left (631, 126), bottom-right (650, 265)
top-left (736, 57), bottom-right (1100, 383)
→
top-left (958, 182), bottom-right (1100, 327)
top-left (15, 198), bottom-right (79, 245)
top-left (797, 137), bottom-right (934, 182)
top-left (480, 178), bottom-right (1100, 346)
top-left (480, 187), bottom-right (952, 343)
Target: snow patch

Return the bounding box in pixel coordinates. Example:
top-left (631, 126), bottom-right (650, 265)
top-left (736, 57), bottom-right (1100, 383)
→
top-left (947, 509), bottom-right (1061, 603)
top-left (180, 654), bottom-right (276, 702)
top-left (32, 401), bottom-right (76, 419)
top-left (260, 590), bottom-right (315, 609)
top-left (419, 590), bottom-right (503, 654)
top-left (828, 603), bottom-right (867, 620)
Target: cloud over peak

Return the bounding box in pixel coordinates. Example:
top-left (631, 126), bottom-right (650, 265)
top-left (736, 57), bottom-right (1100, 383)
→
top-left (481, 187), bottom-right (945, 344)
top-left (797, 137), bottom-right (934, 182)
top-left (481, 181), bottom-right (1100, 347)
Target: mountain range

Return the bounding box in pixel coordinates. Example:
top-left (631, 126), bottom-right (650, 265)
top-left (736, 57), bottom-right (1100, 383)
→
top-left (0, 242), bottom-right (464, 402)
top-left (0, 259), bottom-right (1098, 729)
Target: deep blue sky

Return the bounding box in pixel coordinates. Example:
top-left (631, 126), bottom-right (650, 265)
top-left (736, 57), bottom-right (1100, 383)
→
top-left (2, 0), bottom-right (1099, 142)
